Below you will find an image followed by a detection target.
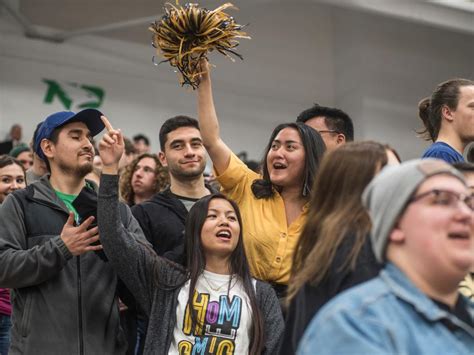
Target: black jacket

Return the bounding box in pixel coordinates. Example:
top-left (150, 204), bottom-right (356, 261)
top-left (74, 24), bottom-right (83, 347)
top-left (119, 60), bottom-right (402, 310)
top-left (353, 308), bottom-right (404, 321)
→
top-left (132, 186), bottom-right (215, 265)
top-left (280, 234), bottom-right (382, 355)
top-left (0, 140), bottom-right (13, 155)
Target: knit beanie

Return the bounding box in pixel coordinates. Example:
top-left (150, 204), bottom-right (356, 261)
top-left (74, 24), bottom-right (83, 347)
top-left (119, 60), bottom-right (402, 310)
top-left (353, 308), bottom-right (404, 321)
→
top-left (362, 158), bottom-right (465, 262)
top-left (9, 143), bottom-right (30, 158)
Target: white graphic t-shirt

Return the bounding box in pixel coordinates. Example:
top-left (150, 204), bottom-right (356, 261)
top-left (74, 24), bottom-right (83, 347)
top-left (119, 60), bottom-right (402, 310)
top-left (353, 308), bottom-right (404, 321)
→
top-left (169, 271), bottom-right (254, 355)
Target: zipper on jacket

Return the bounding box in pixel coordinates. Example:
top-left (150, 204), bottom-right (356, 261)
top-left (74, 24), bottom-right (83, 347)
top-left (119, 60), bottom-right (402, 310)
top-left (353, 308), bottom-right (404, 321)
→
top-left (77, 256), bottom-right (84, 355)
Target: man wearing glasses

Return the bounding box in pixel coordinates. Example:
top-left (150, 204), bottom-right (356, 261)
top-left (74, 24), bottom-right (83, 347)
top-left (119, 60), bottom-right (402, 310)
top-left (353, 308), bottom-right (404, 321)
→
top-left (298, 159), bottom-right (474, 354)
top-left (296, 104), bottom-right (354, 151)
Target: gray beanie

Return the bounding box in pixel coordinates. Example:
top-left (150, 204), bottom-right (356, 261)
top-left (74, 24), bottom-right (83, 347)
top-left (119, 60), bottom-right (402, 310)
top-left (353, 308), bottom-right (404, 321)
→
top-left (362, 158), bottom-right (466, 263)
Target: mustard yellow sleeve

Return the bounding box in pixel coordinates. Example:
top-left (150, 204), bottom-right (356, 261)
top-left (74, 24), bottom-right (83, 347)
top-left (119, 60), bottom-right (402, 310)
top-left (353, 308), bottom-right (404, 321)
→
top-left (215, 153), bottom-right (260, 204)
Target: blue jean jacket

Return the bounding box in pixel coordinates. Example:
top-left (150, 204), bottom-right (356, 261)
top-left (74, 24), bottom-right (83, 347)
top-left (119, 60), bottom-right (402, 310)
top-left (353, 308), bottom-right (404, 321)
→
top-left (297, 263), bottom-right (474, 355)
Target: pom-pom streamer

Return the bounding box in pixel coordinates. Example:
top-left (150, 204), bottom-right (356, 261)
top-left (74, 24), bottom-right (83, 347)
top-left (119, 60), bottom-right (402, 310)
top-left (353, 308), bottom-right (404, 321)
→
top-left (149, 2), bottom-right (250, 89)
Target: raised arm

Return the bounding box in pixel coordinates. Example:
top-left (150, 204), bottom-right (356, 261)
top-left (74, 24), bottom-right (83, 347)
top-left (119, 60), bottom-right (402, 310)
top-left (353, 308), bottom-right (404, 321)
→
top-left (97, 116), bottom-right (159, 313)
top-left (197, 60), bottom-right (233, 175)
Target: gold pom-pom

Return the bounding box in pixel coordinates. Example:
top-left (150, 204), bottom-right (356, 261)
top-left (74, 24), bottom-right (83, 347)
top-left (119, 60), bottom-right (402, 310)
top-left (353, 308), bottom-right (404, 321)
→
top-left (149, 2), bottom-right (250, 89)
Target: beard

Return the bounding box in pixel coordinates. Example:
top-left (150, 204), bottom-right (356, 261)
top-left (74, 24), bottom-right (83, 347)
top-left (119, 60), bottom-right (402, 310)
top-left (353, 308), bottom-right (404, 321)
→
top-left (57, 159), bottom-right (93, 178)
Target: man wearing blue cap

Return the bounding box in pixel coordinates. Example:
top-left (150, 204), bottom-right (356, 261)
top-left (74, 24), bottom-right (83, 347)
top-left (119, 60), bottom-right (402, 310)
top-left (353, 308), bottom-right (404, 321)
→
top-left (0, 109), bottom-right (144, 354)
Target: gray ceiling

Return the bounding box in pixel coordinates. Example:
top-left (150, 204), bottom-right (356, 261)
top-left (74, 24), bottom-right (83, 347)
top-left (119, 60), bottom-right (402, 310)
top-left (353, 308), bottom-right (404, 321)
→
top-left (9, 0), bottom-right (168, 43)
top-left (2, 0), bottom-right (473, 45)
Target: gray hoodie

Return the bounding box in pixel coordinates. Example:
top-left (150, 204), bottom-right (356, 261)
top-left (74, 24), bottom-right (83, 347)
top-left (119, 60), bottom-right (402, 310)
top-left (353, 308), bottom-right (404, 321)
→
top-left (0, 176), bottom-right (144, 354)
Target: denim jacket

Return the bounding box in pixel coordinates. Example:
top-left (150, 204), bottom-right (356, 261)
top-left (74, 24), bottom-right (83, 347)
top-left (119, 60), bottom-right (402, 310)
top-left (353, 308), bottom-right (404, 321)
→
top-left (297, 263), bottom-right (474, 355)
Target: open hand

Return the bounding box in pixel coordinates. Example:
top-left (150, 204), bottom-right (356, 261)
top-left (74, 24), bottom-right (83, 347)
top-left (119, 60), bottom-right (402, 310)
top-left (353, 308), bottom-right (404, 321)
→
top-left (60, 213), bottom-right (102, 256)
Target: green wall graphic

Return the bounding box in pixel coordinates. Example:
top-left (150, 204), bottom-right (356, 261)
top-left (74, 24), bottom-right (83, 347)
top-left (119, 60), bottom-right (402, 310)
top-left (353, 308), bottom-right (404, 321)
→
top-left (42, 79), bottom-right (105, 110)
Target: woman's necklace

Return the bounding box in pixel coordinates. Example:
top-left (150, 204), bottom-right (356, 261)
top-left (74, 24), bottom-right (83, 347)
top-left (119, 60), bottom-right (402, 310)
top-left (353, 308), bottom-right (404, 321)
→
top-left (202, 273), bottom-right (233, 293)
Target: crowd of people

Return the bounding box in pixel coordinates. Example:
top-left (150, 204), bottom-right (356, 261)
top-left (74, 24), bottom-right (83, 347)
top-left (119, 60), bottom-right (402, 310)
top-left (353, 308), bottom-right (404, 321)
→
top-left (0, 72), bottom-right (472, 355)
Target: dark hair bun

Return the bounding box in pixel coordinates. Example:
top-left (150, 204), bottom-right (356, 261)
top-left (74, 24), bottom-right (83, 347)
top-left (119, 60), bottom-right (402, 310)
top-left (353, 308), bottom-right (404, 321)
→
top-left (418, 97), bottom-right (431, 125)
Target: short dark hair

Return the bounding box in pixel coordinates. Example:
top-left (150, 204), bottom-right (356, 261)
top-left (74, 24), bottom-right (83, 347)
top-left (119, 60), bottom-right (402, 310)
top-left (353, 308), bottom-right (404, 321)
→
top-left (159, 115), bottom-right (200, 151)
top-left (42, 126), bottom-right (63, 172)
top-left (31, 122), bottom-right (43, 149)
top-left (251, 122), bottom-right (326, 199)
top-left (296, 104), bottom-right (354, 141)
top-left (133, 134), bottom-right (150, 146)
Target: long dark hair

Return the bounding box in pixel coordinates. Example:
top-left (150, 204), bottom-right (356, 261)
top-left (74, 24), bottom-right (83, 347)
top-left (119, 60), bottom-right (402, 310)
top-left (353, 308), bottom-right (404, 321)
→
top-left (287, 141), bottom-right (388, 302)
top-left (251, 122), bottom-right (325, 198)
top-left (185, 193), bottom-right (264, 353)
top-left (418, 78), bottom-right (474, 142)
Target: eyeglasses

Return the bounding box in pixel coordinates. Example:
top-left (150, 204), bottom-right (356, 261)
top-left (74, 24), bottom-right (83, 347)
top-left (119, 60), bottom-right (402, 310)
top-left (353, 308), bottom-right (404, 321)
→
top-left (409, 189), bottom-right (474, 211)
top-left (316, 130), bottom-right (338, 135)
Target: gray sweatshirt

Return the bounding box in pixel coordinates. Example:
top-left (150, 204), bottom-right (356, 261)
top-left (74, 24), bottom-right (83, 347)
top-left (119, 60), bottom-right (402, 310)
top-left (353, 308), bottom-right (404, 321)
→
top-left (98, 174), bottom-right (284, 354)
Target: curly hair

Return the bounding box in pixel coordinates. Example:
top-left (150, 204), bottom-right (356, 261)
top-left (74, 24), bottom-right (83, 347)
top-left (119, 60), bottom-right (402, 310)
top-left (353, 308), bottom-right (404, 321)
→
top-left (119, 153), bottom-right (169, 205)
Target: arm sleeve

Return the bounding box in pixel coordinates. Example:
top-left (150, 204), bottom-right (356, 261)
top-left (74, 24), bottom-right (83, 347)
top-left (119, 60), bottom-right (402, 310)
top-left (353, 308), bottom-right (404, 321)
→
top-left (0, 195), bottom-right (72, 288)
top-left (98, 174), bottom-right (168, 314)
top-left (257, 282), bottom-right (285, 355)
top-left (215, 153), bottom-right (260, 204)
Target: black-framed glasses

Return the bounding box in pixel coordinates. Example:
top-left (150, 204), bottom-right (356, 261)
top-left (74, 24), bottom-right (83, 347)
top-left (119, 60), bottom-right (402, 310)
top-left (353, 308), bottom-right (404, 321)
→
top-left (317, 130), bottom-right (338, 135)
top-left (409, 189), bottom-right (474, 211)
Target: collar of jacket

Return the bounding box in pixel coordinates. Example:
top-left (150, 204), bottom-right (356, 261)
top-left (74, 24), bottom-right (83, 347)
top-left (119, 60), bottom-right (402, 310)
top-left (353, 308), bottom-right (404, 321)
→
top-left (26, 174), bottom-right (98, 214)
top-left (381, 262), bottom-right (474, 334)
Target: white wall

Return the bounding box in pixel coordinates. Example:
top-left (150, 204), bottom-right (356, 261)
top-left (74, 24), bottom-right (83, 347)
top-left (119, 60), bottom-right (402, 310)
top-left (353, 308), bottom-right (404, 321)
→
top-left (1, 2), bottom-right (473, 161)
top-left (0, 2), bottom-right (335, 161)
top-left (331, 6), bottom-right (474, 159)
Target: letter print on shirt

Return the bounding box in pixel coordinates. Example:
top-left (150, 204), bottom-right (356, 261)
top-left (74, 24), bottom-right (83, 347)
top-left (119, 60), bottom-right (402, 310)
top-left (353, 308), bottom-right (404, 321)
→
top-left (171, 270), bottom-right (252, 355)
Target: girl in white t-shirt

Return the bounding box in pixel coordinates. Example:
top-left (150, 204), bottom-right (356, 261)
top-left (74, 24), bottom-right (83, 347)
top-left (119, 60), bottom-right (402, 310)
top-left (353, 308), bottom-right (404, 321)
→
top-left (170, 194), bottom-right (265, 354)
top-left (98, 178), bottom-right (283, 354)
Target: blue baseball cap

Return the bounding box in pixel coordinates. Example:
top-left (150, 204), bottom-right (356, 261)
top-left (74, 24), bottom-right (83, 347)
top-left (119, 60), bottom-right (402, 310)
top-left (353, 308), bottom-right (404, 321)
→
top-left (34, 109), bottom-right (105, 161)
